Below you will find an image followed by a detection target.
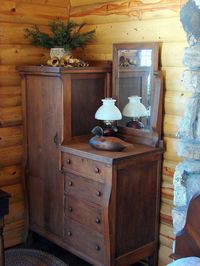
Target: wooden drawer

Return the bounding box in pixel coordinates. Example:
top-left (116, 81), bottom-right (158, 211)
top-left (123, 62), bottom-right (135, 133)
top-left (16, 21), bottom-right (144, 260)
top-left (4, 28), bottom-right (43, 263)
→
top-left (64, 218), bottom-right (104, 264)
top-left (64, 173), bottom-right (104, 206)
top-left (65, 196), bottom-right (103, 233)
top-left (62, 152), bottom-right (111, 182)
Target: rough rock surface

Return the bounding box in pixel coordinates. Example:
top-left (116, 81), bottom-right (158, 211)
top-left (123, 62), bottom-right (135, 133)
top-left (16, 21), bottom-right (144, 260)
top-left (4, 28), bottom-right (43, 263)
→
top-left (173, 0), bottom-right (200, 236)
top-left (183, 46), bottom-right (200, 68)
top-left (182, 70), bottom-right (200, 92)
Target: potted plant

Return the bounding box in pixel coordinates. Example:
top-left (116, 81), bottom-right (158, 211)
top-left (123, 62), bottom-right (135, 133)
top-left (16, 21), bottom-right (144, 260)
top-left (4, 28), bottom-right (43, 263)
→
top-left (24, 20), bottom-right (95, 59)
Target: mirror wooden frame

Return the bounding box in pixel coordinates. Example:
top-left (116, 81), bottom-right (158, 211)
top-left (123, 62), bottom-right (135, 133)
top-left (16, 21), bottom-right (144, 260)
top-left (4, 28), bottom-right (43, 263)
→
top-left (112, 42), bottom-right (163, 147)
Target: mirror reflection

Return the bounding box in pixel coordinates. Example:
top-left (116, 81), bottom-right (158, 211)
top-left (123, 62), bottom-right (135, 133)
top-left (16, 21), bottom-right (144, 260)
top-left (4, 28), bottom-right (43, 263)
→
top-left (116, 48), bottom-right (154, 130)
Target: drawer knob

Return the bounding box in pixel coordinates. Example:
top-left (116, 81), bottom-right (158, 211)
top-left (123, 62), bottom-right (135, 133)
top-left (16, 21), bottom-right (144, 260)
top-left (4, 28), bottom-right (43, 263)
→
top-left (68, 207), bottom-right (73, 212)
top-left (96, 218), bottom-right (101, 224)
top-left (95, 245), bottom-right (101, 251)
top-left (66, 159), bottom-right (71, 164)
top-left (96, 191), bottom-right (101, 197)
top-left (68, 181), bottom-right (73, 186)
top-left (94, 167), bottom-right (100, 173)
top-left (67, 231), bottom-right (72, 236)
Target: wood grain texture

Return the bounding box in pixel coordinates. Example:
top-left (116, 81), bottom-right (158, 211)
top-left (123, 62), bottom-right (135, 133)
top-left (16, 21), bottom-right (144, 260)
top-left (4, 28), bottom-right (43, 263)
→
top-left (0, 0), bottom-right (69, 25)
top-left (0, 127), bottom-right (22, 148)
top-left (0, 0), bottom-right (70, 248)
top-left (0, 86), bottom-right (21, 108)
top-left (69, 2), bottom-right (188, 264)
top-left (0, 45), bottom-right (49, 66)
top-left (70, 0), bottom-right (187, 23)
top-left (0, 165), bottom-right (22, 187)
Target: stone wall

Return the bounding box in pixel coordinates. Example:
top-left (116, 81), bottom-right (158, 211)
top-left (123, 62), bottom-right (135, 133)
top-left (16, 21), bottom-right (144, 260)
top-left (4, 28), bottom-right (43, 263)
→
top-left (172, 0), bottom-right (200, 235)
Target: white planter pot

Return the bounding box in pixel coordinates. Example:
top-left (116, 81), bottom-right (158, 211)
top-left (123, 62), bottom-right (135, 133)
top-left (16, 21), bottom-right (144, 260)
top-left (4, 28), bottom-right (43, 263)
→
top-left (50, 48), bottom-right (66, 59)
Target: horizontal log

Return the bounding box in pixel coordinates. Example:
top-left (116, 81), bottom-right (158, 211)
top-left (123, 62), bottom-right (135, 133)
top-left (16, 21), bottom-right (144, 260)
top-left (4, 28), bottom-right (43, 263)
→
top-left (70, 0), bottom-right (118, 7)
top-left (0, 45), bottom-right (49, 66)
top-left (164, 90), bottom-right (191, 116)
top-left (163, 114), bottom-right (182, 138)
top-left (0, 145), bottom-right (22, 167)
top-left (75, 41), bottom-right (186, 67)
top-left (4, 219), bottom-right (24, 233)
top-left (160, 223), bottom-right (174, 248)
top-left (161, 186), bottom-right (173, 205)
top-left (160, 202), bottom-right (173, 225)
top-left (164, 137), bottom-right (181, 163)
top-left (162, 66), bottom-right (186, 91)
top-left (4, 200), bottom-right (25, 224)
top-left (70, 0), bottom-right (185, 24)
top-left (0, 106), bottom-right (22, 127)
top-left (162, 159), bottom-right (177, 178)
top-left (1, 0), bottom-right (69, 8)
top-left (0, 126), bottom-right (22, 148)
top-left (72, 11), bottom-right (182, 25)
top-left (4, 219), bottom-right (25, 248)
top-left (161, 42), bottom-right (186, 67)
top-left (4, 230), bottom-right (24, 248)
top-left (79, 17), bottom-right (186, 44)
top-left (1, 183), bottom-right (23, 203)
top-left (0, 1), bottom-right (68, 25)
top-left (0, 66), bottom-right (21, 86)
top-left (0, 165), bottom-right (22, 187)
top-left (159, 244), bottom-right (173, 265)
top-left (0, 23), bottom-right (48, 45)
top-left (0, 86), bottom-right (21, 108)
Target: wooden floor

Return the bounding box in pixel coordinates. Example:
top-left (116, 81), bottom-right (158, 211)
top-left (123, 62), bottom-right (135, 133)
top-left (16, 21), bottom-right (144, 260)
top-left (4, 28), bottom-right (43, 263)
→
top-left (18, 232), bottom-right (146, 266)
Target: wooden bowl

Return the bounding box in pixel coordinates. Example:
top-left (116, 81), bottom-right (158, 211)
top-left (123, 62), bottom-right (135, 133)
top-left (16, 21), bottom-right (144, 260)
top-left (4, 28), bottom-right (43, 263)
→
top-left (89, 136), bottom-right (129, 152)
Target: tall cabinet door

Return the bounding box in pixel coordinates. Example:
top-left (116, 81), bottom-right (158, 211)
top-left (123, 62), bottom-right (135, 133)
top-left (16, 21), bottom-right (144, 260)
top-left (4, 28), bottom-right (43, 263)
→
top-left (25, 75), bottom-right (63, 237)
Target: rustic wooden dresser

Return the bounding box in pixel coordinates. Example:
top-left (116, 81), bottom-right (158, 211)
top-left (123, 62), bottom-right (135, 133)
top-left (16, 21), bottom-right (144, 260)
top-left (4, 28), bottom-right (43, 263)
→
top-left (17, 62), bottom-right (163, 266)
top-left (59, 141), bottom-right (163, 266)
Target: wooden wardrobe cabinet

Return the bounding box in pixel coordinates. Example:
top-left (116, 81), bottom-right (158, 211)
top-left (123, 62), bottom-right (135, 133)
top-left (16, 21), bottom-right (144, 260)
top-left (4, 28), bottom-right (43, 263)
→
top-left (17, 65), bottom-right (111, 240)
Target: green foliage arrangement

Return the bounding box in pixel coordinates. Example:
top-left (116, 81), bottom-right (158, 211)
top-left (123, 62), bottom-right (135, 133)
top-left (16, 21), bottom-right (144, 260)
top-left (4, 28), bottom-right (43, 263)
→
top-left (24, 20), bottom-right (95, 51)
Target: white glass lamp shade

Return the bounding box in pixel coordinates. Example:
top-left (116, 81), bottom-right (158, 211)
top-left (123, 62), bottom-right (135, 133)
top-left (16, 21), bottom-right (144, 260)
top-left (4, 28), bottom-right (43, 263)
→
top-left (122, 96), bottom-right (148, 118)
top-left (95, 98), bottom-right (122, 121)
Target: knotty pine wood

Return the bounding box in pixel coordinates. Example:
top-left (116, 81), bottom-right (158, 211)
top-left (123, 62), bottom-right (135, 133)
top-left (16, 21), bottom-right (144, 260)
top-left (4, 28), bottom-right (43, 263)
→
top-left (69, 1), bottom-right (187, 265)
top-left (0, 45), bottom-right (49, 66)
top-left (0, 165), bottom-right (22, 187)
top-left (0, 0), bottom-right (70, 25)
top-left (0, 127), bottom-right (22, 148)
top-left (0, 0), bottom-right (70, 248)
top-left (70, 0), bottom-right (187, 24)
top-left (0, 86), bottom-right (22, 108)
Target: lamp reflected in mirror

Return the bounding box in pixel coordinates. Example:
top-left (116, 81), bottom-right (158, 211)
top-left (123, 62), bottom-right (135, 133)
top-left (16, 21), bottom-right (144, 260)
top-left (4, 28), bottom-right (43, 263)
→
top-left (122, 96), bottom-right (149, 129)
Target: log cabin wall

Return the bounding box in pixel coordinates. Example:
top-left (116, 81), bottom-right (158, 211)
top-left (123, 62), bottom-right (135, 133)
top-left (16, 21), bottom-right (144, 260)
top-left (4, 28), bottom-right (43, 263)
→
top-left (69, 0), bottom-right (187, 265)
top-left (0, 0), bottom-right (70, 248)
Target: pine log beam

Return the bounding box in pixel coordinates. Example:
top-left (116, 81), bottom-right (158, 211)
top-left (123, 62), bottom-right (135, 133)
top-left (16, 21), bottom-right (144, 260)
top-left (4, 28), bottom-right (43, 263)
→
top-left (71, 0), bottom-right (187, 20)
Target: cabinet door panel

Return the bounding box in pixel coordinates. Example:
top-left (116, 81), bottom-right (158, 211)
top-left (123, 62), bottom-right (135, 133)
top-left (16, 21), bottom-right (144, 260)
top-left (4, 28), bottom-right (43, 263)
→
top-left (26, 75), bottom-right (63, 236)
top-left (116, 159), bottom-right (158, 257)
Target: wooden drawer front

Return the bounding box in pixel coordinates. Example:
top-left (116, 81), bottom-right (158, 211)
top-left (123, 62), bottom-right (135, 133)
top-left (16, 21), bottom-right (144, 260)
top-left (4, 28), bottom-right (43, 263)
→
top-left (64, 173), bottom-right (104, 206)
top-left (65, 196), bottom-right (103, 233)
top-left (64, 218), bottom-right (104, 264)
top-left (62, 152), bottom-right (109, 182)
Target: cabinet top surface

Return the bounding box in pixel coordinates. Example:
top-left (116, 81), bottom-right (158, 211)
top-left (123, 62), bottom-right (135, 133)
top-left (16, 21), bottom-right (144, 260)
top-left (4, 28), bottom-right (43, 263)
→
top-left (60, 141), bottom-right (163, 164)
top-left (16, 65), bottom-right (111, 74)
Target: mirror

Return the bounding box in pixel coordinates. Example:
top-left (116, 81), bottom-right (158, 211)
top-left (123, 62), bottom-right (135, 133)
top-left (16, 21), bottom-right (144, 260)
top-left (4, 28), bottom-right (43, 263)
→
top-left (112, 43), bottom-right (163, 146)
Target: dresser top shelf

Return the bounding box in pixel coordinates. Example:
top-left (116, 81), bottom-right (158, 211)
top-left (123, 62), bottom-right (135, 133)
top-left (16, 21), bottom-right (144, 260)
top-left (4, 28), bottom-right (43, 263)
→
top-left (60, 141), bottom-right (163, 164)
top-left (17, 65), bottom-right (111, 75)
